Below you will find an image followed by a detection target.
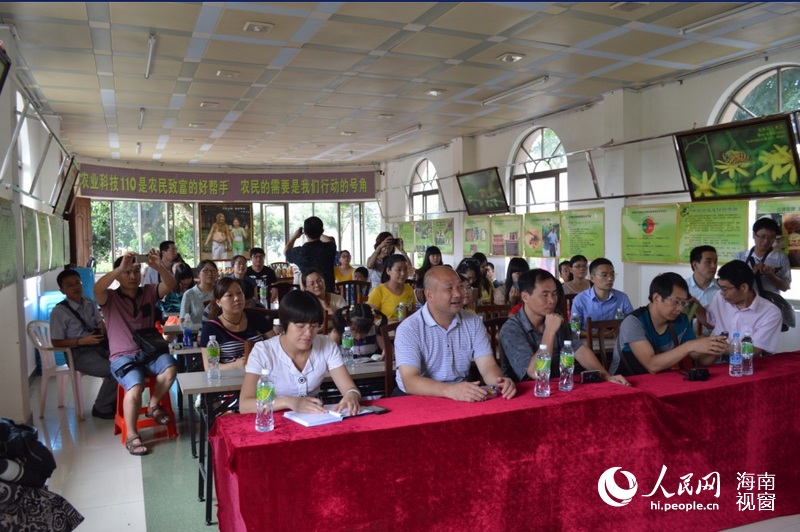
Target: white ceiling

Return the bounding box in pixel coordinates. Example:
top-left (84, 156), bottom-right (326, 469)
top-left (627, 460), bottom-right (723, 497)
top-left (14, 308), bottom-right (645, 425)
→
top-left (1, 2), bottom-right (799, 168)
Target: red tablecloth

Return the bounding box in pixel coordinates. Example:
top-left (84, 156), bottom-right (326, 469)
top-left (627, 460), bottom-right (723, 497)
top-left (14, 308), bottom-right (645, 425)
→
top-left (211, 353), bottom-right (800, 531)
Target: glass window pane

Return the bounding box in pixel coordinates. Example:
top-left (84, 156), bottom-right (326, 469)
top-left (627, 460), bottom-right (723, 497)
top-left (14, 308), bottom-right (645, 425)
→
top-left (314, 203), bottom-right (339, 239)
top-left (172, 203), bottom-right (196, 266)
top-left (91, 200), bottom-right (112, 272)
top-left (363, 202), bottom-right (381, 267)
top-left (425, 194), bottom-right (439, 218)
top-left (261, 204), bottom-right (286, 264)
top-left (113, 201), bottom-right (141, 256)
top-left (339, 203), bottom-right (363, 265)
top-left (140, 202), bottom-right (167, 253)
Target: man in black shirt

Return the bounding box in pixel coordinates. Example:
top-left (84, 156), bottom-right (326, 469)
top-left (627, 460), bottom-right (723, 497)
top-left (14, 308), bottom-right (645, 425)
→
top-left (284, 216), bottom-right (337, 293)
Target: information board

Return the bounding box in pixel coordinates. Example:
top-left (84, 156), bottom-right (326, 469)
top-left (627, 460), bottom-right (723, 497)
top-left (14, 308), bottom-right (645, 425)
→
top-left (463, 216), bottom-right (490, 256)
top-left (560, 209), bottom-right (604, 259)
top-left (677, 201), bottom-right (749, 263)
top-left (622, 205), bottom-right (678, 263)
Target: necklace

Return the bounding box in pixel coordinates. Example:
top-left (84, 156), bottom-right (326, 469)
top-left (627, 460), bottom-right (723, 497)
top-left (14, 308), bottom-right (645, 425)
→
top-left (221, 313), bottom-right (244, 326)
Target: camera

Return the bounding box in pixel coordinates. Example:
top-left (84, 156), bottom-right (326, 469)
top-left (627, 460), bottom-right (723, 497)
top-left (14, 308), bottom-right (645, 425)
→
top-left (581, 370), bottom-right (601, 383)
top-left (687, 368), bottom-right (709, 381)
top-left (392, 238), bottom-right (400, 246)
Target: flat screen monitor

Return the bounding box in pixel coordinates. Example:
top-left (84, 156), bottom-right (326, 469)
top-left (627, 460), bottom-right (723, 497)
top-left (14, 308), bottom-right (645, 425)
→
top-left (0, 46), bottom-right (10, 97)
top-left (675, 114), bottom-right (800, 202)
top-left (53, 158), bottom-right (79, 217)
top-left (456, 167), bottom-right (510, 216)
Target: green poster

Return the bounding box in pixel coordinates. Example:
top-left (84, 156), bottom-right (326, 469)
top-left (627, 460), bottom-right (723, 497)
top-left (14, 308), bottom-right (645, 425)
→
top-left (431, 218), bottom-right (454, 255)
top-left (398, 222), bottom-right (415, 253)
top-left (756, 198), bottom-right (800, 268)
top-left (489, 215), bottom-right (522, 257)
top-left (0, 199), bottom-right (18, 287)
top-left (414, 220), bottom-right (434, 252)
top-left (560, 209), bottom-right (604, 259)
top-left (37, 212), bottom-right (52, 272)
top-left (622, 205), bottom-right (678, 263)
top-left (52, 216), bottom-right (65, 268)
top-left (463, 216), bottom-right (490, 256)
top-left (678, 200), bottom-right (748, 263)
top-left (523, 212), bottom-right (561, 258)
top-left (22, 207), bottom-right (37, 278)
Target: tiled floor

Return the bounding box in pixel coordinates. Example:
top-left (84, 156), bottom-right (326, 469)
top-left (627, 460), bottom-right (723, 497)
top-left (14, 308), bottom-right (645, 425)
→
top-left (29, 375), bottom-right (800, 532)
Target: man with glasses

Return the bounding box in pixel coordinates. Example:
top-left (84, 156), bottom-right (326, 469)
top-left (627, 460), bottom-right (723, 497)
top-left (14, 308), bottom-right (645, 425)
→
top-left (613, 273), bottom-right (728, 376)
top-left (571, 258), bottom-right (634, 330)
top-left (696, 260), bottom-right (781, 356)
top-left (734, 217), bottom-right (791, 295)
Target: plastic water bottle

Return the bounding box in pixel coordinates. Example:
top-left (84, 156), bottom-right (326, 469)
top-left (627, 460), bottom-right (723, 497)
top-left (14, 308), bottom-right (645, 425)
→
top-left (741, 332), bottom-right (754, 376)
top-left (558, 341), bottom-right (575, 392)
top-left (570, 314), bottom-right (581, 342)
top-left (729, 332), bottom-right (742, 378)
top-left (615, 308), bottom-right (625, 320)
top-left (342, 326), bottom-right (356, 368)
top-left (396, 303), bottom-right (406, 322)
top-left (182, 314), bottom-right (194, 347)
top-left (258, 281), bottom-right (268, 305)
top-left (206, 335), bottom-right (221, 380)
top-left (534, 345), bottom-right (551, 398)
top-left (255, 369), bottom-right (275, 433)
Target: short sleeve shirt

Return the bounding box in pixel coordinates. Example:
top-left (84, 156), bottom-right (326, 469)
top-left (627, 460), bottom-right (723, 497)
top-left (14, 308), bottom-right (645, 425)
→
top-left (50, 297), bottom-right (103, 340)
top-left (734, 248), bottom-right (792, 294)
top-left (571, 287), bottom-right (634, 329)
top-left (180, 284), bottom-right (214, 324)
top-left (394, 304), bottom-right (492, 393)
top-left (286, 240), bottom-right (338, 293)
top-left (614, 308), bottom-right (696, 376)
top-left (245, 335), bottom-right (343, 399)
top-left (706, 292), bottom-right (782, 354)
top-left (100, 285), bottom-right (161, 361)
top-left (199, 309), bottom-right (272, 364)
top-left (367, 283), bottom-right (416, 320)
top-left (499, 309), bottom-right (575, 381)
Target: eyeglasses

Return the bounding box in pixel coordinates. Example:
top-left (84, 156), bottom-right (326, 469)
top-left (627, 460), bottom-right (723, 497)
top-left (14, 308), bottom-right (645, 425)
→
top-left (754, 233), bottom-right (776, 242)
top-left (718, 283), bottom-right (737, 293)
top-left (62, 280), bottom-right (83, 289)
top-left (200, 269), bottom-right (218, 275)
top-left (665, 297), bottom-right (691, 308)
top-left (291, 323), bottom-right (321, 333)
top-left (593, 272), bottom-right (616, 279)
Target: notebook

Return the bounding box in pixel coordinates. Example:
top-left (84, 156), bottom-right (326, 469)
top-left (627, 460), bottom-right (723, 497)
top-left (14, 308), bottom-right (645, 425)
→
top-left (283, 406), bottom-right (372, 427)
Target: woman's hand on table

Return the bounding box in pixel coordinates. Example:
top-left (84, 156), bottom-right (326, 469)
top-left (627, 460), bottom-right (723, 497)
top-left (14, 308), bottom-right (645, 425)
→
top-left (336, 391), bottom-right (361, 416)
top-left (289, 397), bottom-right (326, 413)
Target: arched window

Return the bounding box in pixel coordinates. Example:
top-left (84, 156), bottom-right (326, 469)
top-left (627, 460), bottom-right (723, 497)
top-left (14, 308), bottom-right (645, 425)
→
top-left (717, 66), bottom-right (800, 123)
top-left (410, 158), bottom-right (439, 219)
top-left (512, 127), bottom-right (567, 214)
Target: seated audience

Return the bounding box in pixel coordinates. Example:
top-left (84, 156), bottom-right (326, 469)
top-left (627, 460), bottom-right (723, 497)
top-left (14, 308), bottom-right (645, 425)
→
top-left (486, 262), bottom-right (502, 288)
top-left (414, 246), bottom-right (442, 304)
top-left (394, 266), bottom-right (516, 401)
top-left (331, 304), bottom-right (387, 358)
top-left (571, 258), bottom-right (634, 329)
top-left (367, 254), bottom-right (416, 320)
top-left (562, 255), bottom-right (591, 295)
top-left (94, 251), bottom-right (177, 456)
top-left (684, 245), bottom-right (719, 335)
top-left (734, 217), bottom-right (791, 295)
top-left (158, 262), bottom-right (195, 316)
top-left (49, 269), bottom-right (117, 419)
top-left (334, 249), bottom-right (355, 283)
top-left (199, 277), bottom-right (274, 371)
top-left (180, 259), bottom-right (218, 324)
top-left (245, 247), bottom-right (277, 301)
top-left (239, 290), bottom-right (361, 414)
top-left (613, 273), bottom-right (727, 376)
top-left (456, 258), bottom-right (483, 311)
top-left (559, 260), bottom-right (573, 284)
top-left (141, 240), bottom-right (178, 286)
top-left (697, 260), bottom-right (782, 355)
top-left (471, 252), bottom-right (496, 306)
top-left (366, 232), bottom-right (414, 290)
top-left (229, 255), bottom-right (258, 305)
top-left (494, 257), bottom-right (530, 305)
top-left (302, 268), bottom-right (347, 329)
top-left (499, 269), bottom-right (629, 385)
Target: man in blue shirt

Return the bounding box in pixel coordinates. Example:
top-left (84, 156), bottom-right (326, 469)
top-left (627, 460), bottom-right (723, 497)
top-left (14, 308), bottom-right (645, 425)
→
top-left (613, 272), bottom-right (727, 376)
top-left (571, 258), bottom-right (634, 330)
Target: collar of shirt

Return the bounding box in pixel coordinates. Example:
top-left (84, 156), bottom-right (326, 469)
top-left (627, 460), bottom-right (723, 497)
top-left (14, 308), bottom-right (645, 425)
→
top-left (421, 303), bottom-right (462, 332)
top-left (589, 286), bottom-right (617, 303)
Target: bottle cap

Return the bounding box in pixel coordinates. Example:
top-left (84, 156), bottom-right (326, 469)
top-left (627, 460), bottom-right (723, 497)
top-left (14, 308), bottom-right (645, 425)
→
top-left (209, 335), bottom-right (216, 341)
top-left (564, 340), bottom-right (572, 347)
top-left (261, 368), bottom-right (270, 376)
top-left (540, 344), bottom-right (548, 350)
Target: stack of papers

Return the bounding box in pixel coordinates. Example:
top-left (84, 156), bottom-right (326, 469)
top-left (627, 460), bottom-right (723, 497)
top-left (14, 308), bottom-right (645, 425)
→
top-left (283, 406), bottom-right (373, 427)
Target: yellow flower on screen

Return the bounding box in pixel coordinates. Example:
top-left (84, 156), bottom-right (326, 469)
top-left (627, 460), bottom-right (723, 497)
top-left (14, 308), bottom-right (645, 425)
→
top-left (756, 144), bottom-right (797, 185)
top-left (690, 171), bottom-right (722, 197)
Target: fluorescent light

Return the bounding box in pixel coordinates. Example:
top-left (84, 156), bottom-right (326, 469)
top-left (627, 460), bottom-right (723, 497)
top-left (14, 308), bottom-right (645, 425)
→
top-left (144, 34), bottom-right (156, 79)
top-left (678, 3), bottom-right (765, 34)
top-left (481, 75), bottom-right (549, 106)
top-left (138, 107), bottom-right (145, 130)
top-left (243, 21), bottom-right (274, 33)
top-left (425, 89), bottom-right (446, 97)
top-left (497, 52), bottom-right (525, 63)
top-left (386, 124), bottom-right (421, 142)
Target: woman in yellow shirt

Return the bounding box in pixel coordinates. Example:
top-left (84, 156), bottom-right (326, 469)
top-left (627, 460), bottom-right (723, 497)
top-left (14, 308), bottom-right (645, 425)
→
top-left (367, 254), bottom-right (416, 320)
top-left (334, 249), bottom-right (355, 283)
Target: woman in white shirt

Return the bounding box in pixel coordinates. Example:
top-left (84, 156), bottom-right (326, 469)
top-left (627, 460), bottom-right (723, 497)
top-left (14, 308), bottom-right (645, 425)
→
top-left (240, 290), bottom-right (361, 415)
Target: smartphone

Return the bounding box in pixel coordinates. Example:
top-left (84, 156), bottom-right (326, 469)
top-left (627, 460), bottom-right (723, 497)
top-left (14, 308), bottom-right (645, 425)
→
top-left (581, 370), bottom-right (601, 383)
top-left (481, 385), bottom-right (499, 399)
top-left (363, 405), bottom-right (389, 415)
top-left (720, 331), bottom-right (729, 339)
top-left (134, 253), bottom-right (149, 264)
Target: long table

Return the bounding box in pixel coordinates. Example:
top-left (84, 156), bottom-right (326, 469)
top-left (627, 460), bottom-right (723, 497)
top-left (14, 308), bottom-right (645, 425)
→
top-left (210, 353), bottom-right (800, 531)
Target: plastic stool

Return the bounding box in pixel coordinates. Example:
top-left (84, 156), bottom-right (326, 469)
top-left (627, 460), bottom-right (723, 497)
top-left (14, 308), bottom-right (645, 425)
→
top-left (113, 375), bottom-right (178, 443)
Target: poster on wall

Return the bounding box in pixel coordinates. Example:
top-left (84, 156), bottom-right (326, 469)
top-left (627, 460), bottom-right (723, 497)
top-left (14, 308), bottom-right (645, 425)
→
top-left (431, 218), bottom-right (455, 255)
top-left (560, 209), bottom-right (604, 259)
top-left (523, 212), bottom-right (561, 258)
top-left (398, 222), bottom-right (415, 253)
top-left (22, 208), bottom-right (37, 278)
top-left (489, 215), bottom-right (522, 257)
top-left (37, 212), bottom-right (52, 272)
top-left (51, 216), bottom-right (65, 269)
top-left (756, 198), bottom-right (800, 268)
top-left (198, 203), bottom-right (253, 262)
top-left (463, 216), bottom-right (490, 256)
top-left (414, 220), bottom-right (434, 252)
top-left (621, 205), bottom-right (678, 264)
top-left (678, 200), bottom-right (748, 263)
top-left (0, 198), bottom-right (17, 287)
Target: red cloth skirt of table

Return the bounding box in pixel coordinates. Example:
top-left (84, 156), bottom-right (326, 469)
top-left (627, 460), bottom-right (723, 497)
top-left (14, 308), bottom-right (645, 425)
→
top-left (211, 352), bottom-right (800, 531)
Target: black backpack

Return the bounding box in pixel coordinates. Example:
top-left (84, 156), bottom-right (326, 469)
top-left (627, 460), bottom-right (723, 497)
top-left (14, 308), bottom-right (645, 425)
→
top-left (0, 417), bottom-right (57, 487)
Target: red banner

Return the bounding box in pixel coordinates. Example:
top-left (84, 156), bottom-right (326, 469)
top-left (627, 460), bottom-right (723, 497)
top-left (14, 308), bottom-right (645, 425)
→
top-left (78, 164), bottom-right (376, 202)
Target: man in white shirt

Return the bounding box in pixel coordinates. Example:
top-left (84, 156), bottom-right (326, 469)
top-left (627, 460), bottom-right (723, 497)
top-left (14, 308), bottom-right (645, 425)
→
top-left (697, 260), bottom-right (782, 355)
top-left (684, 245), bottom-right (720, 335)
top-left (734, 217), bottom-right (791, 295)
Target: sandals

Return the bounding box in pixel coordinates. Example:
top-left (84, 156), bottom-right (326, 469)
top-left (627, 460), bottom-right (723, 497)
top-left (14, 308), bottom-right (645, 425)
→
top-left (125, 435), bottom-right (150, 456)
top-left (146, 404), bottom-right (173, 426)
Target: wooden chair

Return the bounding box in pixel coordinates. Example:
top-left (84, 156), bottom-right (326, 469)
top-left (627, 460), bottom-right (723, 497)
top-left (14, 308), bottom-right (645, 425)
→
top-left (26, 321), bottom-right (85, 420)
top-left (475, 304), bottom-right (511, 320)
top-left (585, 318), bottom-right (622, 370)
top-left (379, 321), bottom-right (401, 398)
top-left (268, 282), bottom-right (300, 303)
top-left (483, 316), bottom-right (508, 364)
top-left (336, 280), bottom-right (371, 306)
top-left (563, 293), bottom-right (577, 320)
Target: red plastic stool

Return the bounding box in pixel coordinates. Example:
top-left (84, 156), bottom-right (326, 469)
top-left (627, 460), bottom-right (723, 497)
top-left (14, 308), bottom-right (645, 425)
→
top-left (113, 375), bottom-right (178, 443)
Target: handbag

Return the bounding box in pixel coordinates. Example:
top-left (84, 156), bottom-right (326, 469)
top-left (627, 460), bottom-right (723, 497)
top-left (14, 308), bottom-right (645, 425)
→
top-left (132, 327), bottom-right (170, 356)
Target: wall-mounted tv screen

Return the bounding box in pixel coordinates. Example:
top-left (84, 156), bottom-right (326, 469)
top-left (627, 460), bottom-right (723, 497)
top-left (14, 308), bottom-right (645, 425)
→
top-left (675, 114), bottom-right (800, 202)
top-left (0, 46), bottom-right (10, 97)
top-left (456, 167), bottom-right (510, 216)
top-left (53, 157), bottom-right (79, 217)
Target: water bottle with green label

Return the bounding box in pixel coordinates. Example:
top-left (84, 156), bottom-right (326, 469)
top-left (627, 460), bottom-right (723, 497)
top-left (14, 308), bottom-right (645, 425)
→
top-left (534, 345), bottom-right (551, 398)
top-left (559, 340), bottom-right (575, 392)
top-left (206, 335), bottom-right (221, 380)
top-left (256, 369), bottom-right (275, 432)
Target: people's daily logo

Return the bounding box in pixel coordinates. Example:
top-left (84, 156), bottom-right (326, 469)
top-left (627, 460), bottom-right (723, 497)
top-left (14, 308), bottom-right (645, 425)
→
top-left (598, 467), bottom-right (638, 507)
